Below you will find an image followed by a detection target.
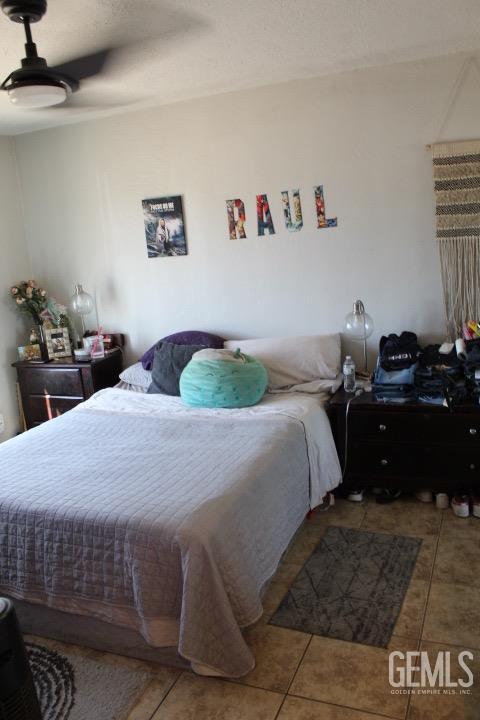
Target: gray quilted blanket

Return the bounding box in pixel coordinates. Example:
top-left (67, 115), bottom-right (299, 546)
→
top-left (0, 389), bottom-right (339, 676)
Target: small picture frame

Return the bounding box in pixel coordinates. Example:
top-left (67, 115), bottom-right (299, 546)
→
top-left (45, 327), bottom-right (71, 359)
top-left (18, 344), bottom-right (42, 361)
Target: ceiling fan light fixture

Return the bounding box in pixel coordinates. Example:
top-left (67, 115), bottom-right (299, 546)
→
top-left (8, 82), bottom-right (67, 107)
top-left (2, 0), bottom-right (115, 111)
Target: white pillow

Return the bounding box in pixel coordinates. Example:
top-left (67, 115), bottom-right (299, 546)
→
top-left (119, 362), bottom-right (152, 390)
top-left (224, 334), bottom-right (340, 390)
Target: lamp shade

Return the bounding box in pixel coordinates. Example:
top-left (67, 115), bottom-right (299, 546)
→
top-left (343, 300), bottom-right (374, 341)
top-left (71, 284), bottom-right (94, 316)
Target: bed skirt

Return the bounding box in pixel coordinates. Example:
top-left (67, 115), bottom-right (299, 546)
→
top-left (11, 597), bottom-right (190, 670)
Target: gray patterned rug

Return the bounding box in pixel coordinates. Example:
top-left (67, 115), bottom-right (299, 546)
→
top-left (26, 640), bottom-right (154, 720)
top-left (269, 526), bottom-right (421, 647)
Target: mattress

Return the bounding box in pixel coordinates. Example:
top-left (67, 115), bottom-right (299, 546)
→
top-left (0, 388), bottom-right (341, 676)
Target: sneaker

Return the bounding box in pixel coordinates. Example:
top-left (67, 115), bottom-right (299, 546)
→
top-left (347, 489), bottom-right (364, 502)
top-left (315, 493), bottom-right (335, 512)
top-left (376, 488), bottom-right (401, 504)
top-left (471, 495), bottom-right (480, 518)
top-left (415, 490), bottom-right (433, 503)
top-left (435, 493), bottom-right (449, 509)
top-left (452, 495), bottom-right (470, 518)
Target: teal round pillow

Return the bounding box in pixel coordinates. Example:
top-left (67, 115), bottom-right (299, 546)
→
top-left (180, 348), bottom-right (268, 408)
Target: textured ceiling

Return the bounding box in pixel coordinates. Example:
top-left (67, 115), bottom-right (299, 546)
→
top-left (0, 0), bottom-right (480, 135)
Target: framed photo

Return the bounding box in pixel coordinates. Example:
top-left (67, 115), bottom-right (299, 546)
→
top-left (18, 344), bottom-right (42, 361)
top-left (45, 327), bottom-right (71, 359)
top-left (142, 195), bottom-right (187, 258)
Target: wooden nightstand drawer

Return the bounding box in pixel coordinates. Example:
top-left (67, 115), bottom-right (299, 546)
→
top-left (350, 442), bottom-right (421, 476)
top-left (349, 412), bottom-right (426, 442)
top-left (16, 367), bottom-right (83, 397)
top-left (25, 395), bottom-right (83, 426)
top-left (13, 348), bottom-right (123, 430)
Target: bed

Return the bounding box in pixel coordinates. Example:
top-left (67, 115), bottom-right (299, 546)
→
top-left (0, 348), bottom-right (342, 677)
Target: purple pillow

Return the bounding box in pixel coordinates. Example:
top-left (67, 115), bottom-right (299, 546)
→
top-left (141, 330), bottom-right (224, 371)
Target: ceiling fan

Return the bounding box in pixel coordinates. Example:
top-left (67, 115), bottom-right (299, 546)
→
top-left (0, 0), bottom-right (112, 109)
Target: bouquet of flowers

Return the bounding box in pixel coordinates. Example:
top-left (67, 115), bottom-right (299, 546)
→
top-left (10, 280), bottom-right (47, 324)
top-left (10, 280), bottom-right (73, 338)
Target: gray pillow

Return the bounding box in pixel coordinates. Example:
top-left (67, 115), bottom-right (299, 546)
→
top-left (147, 341), bottom-right (205, 396)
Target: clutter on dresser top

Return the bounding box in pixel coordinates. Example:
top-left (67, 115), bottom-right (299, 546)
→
top-left (369, 328), bottom-right (480, 408)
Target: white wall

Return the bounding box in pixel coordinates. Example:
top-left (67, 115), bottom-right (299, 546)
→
top-left (0, 137), bottom-right (31, 439)
top-left (13, 53), bottom-right (480, 368)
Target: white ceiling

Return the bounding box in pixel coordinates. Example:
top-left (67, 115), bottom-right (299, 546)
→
top-left (1, 0), bottom-right (480, 135)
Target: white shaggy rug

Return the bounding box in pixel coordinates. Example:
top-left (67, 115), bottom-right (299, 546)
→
top-left (26, 638), bottom-right (154, 720)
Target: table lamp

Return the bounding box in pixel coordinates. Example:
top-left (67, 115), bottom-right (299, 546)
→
top-left (70, 283), bottom-right (94, 336)
top-left (343, 299), bottom-right (374, 376)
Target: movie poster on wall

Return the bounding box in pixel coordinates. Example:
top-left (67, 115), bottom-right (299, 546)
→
top-left (142, 196), bottom-right (187, 258)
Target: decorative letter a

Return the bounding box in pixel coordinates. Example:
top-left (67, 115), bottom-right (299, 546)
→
top-left (257, 194), bottom-right (275, 236)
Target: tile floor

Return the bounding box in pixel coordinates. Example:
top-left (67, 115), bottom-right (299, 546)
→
top-left (44, 496), bottom-right (480, 719)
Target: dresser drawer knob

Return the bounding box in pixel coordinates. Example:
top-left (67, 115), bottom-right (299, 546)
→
top-left (380, 458), bottom-right (389, 466)
top-left (379, 424), bottom-right (387, 432)
top-left (469, 428), bottom-right (477, 436)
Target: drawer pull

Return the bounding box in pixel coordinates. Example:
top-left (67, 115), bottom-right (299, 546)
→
top-left (379, 424), bottom-right (387, 432)
top-left (380, 458), bottom-right (389, 466)
top-left (469, 428), bottom-right (477, 436)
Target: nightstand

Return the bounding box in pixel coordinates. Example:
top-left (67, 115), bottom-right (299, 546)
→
top-left (328, 388), bottom-right (480, 494)
top-left (13, 348), bottom-right (123, 430)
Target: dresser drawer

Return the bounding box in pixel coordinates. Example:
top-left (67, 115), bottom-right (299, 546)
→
top-left (349, 412), bottom-right (426, 442)
top-left (426, 415), bottom-right (480, 444)
top-left (17, 367), bottom-right (84, 397)
top-left (24, 395), bottom-right (82, 426)
top-left (349, 442), bottom-right (422, 476)
top-left (425, 445), bottom-right (480, 482)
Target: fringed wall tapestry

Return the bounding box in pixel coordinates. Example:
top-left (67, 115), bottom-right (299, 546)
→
top-left (433, 139), bottom-right (480, 339)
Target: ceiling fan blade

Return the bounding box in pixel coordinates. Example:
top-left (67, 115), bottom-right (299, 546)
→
top-left (51, 48), bottom-right (113, 82)
top-left (65, 93), bottom-right (139, 109)
top-left (34, 87), bottom-right (144, 111)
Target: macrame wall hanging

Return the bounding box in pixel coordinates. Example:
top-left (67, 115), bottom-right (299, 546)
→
top-left (433, 139), bottom-right (480, 339)
top-left (430, 58), bottom-right (480, 340)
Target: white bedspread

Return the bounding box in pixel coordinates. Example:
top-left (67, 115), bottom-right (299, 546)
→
top-left (81, 388), bottom-right (341, 508)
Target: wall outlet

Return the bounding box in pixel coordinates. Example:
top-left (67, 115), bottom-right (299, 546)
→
top-left (0, 414), bottom-right (5, 436)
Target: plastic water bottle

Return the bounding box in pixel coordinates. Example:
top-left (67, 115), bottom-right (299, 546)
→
top-left (343, 355), bottom-right (356, 393)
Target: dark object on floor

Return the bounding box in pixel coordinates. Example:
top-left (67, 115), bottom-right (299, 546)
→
top-left (0, 598), bottom-right (42, 720)
top-left (269, 526), bottom-right (421, 647)
top-left (376, 488), bottom-right (402, 504)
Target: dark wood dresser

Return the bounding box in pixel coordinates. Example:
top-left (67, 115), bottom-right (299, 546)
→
top-left (328, 388), bottom-right (480, 494)
top-left (13, 348), bottom-right (123, 430)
